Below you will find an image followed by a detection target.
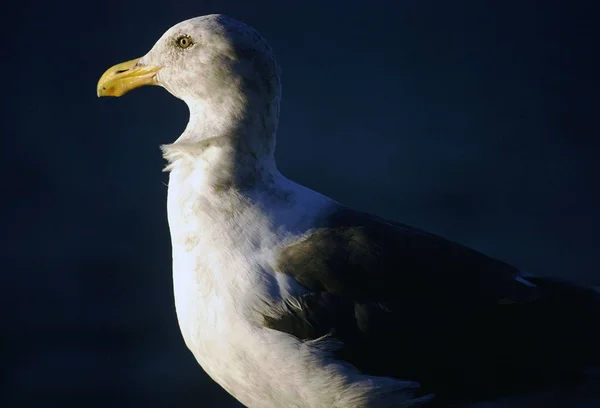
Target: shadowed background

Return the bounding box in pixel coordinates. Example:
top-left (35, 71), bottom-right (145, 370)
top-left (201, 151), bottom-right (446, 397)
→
top-left (1, 0), bottom-right (598, 407)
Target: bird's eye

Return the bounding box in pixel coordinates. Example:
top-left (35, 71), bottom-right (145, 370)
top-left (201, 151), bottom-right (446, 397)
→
top-left (175, 35), bottom-right (193, 49)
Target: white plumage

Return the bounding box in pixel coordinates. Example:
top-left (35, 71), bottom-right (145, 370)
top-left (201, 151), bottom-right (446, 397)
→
top-left (163, 142), bottom-right (427, 408)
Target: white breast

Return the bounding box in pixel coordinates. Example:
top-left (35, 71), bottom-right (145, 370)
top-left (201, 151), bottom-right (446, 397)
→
top-left (165, 161), bottom-right (430, 408)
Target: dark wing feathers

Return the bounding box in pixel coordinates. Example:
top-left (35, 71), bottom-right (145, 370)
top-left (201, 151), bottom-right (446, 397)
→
top-left (277, 206), bottom-right (538, 307)
top-left (268, 206), bottom-right (600, 404)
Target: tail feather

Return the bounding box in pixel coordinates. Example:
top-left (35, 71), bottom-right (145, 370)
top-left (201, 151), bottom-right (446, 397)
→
top-left (420, 276), bottom-right (600, 404)
top-left (515, 277), bottom-right (600, 370)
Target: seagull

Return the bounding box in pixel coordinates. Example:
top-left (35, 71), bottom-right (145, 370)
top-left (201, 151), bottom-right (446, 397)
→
top-left (97, 14), bottom-right (600, 408)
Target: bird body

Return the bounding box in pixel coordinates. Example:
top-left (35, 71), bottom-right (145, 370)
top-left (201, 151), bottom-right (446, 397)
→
top-left (163, 141), bottom-right (428, 407)
top-left (165, 153), bottom-right (328, 406)
top-left (98, 14), bottom-right (600, 408)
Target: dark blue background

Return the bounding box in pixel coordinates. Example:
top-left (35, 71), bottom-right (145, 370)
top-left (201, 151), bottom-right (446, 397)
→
top-left (1, 0), bottom-right (598, 407)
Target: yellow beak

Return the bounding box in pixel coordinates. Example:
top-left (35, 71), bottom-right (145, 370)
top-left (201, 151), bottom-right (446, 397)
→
top-left (97, 57), bottom-right (161, 97)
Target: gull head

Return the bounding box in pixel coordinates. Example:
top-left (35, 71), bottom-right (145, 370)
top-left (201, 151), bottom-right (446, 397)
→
top-left (98, 15), bottom-right (281, 151)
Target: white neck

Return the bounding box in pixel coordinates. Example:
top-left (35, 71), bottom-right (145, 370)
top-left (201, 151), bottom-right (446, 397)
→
top-left (163, 98), bottom-right (278, 192)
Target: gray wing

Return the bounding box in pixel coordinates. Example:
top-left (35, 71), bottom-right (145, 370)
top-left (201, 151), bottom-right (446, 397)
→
top-left (266, 205), bottom-right (600, 405)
